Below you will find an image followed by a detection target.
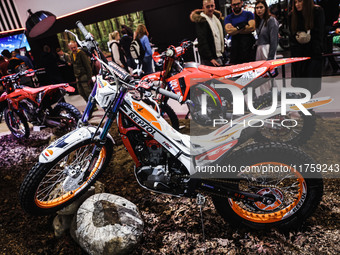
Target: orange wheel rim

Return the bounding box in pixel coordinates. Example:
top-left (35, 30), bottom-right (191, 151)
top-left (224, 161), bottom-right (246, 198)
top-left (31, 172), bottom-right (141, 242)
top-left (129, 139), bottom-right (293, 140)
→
top-left (35, 146), bottom-right (107, 208)
top-left (228, 162), bottom-right (306, 223)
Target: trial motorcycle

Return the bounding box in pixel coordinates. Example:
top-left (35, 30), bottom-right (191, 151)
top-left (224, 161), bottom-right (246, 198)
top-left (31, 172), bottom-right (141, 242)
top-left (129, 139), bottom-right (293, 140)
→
top-left (0, 70), bottom-right (82, 138)
top-left (19, 22), bottom-right (333, 231)
top-left (142, 42), bottom-right (316, 145)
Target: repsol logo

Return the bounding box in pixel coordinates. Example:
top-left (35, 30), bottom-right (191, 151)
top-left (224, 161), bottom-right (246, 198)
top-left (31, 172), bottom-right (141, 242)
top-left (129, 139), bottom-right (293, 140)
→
top-left (128, 112), bottom-right (156, 135)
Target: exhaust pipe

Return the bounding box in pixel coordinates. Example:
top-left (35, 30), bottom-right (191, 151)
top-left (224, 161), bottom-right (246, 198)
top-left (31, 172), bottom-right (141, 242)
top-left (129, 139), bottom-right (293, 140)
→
top-left (45, 119), bottom-right (61, 127)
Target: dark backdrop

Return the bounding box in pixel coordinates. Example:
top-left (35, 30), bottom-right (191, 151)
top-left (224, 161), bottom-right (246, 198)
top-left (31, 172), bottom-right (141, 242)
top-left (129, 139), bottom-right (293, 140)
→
top-left (28, 0), bottom-right (204, 65)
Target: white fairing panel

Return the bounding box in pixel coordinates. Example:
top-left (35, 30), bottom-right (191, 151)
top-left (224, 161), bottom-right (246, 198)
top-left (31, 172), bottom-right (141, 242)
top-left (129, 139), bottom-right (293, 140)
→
top-left (39, 127), bottom-right (114, 163)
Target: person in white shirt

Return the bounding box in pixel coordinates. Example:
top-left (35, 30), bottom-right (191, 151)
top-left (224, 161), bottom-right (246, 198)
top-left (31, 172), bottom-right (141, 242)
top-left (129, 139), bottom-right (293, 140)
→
top-left (190, 0), bottom-right (225, 66)
top-left (109, 31), bottom-right (128, 71)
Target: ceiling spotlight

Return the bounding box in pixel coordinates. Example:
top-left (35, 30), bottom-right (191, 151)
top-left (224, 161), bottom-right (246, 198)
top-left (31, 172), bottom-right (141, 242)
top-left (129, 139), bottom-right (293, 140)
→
top-left (25, 9), bottom-right (56, 38)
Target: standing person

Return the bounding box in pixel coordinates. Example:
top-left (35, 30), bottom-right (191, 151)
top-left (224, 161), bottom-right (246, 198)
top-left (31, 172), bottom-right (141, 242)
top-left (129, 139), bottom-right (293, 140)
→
top-left (120, 25), bottom-right (135, 70)
top-left (68, 41), bottom-right (93, 103)
top-left (190, 0), bottom-right (225, 66)
top-left (56, 48), bottom-right (72, 66)
top-left (56, 48), bottom-right (73, 83)
top-left (254, 0), bottom-right (279, 95)
top-left (40, 45), bottom-right (63, 84)
top-left (109, 31), bottom-right (128, 71)
top-left (254, 0), bottom-right (279, 61)
top-left (289, 0), bottom-right (325, 96)
top-left (225, 0), bottom-right (256, 64)
top-left (135, 24), bottom-right (153, 75)
top-left (15, 49), bottom-right (34, 69)
top-left (0, 55), bottom-right (9, 76)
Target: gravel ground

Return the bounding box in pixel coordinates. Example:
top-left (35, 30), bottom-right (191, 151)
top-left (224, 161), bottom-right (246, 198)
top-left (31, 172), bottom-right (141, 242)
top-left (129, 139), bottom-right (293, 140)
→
top-left (0, 118), bottom-right (339, 254)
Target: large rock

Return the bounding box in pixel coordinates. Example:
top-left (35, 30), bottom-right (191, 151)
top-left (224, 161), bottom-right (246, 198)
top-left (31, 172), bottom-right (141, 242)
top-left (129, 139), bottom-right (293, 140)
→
top-left (53, 181), bottom-right (106, 237)
top-left (70, 193), bottom-right (144, 255)
top-left (57, 181), bottom-right (105, 216)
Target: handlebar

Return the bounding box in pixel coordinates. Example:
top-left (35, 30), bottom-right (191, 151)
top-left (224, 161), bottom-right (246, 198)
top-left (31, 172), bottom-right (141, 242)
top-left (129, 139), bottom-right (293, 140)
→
top-left (76, 21), bottom-right (92, 40)
top-left (157, 87), bottom-right (183, 102)
top-left (137, 80), bottom-right (183, 102)
top-left (0, 69), bottom-right (36, 83)
top-left (159, 41), bottom-right (193, 60)
top-left (67, 21), bottom-right (133, 83)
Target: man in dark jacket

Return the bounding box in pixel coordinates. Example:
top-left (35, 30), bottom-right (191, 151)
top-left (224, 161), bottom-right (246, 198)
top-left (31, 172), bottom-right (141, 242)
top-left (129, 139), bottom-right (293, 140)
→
top-left (120, 25), bottom-right (135, 69)
top-left (225, 0), bottom-right (256, 64)
top-left (68, 41), bottom-right (93, 103)
top-left (190, 0), bottom-right (225, 66)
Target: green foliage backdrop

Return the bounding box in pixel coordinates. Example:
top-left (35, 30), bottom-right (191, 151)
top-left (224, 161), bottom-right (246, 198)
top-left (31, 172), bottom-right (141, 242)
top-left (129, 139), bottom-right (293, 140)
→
top-left (57, 11), bottom-right (145, 55)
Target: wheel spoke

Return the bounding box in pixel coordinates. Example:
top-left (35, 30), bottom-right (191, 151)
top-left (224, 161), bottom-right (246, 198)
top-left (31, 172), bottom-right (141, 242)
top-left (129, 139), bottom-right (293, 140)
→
top-left (34, 142), bottom-right (104, 205)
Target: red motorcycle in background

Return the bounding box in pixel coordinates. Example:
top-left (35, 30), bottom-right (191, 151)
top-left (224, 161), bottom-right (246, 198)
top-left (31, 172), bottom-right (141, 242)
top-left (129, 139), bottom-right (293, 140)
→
top-left (142, 42), bottom-right (316, 145)
top-left (0, 70), bottom-right (81, 138)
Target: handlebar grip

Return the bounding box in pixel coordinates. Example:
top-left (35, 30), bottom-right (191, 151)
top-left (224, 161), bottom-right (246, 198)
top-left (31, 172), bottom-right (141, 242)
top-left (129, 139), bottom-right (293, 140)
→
top-left (76, 21), bottom-right (90, 39)
top-left (157, 88), bottom-right (183, 102)
top-left (108, 62), bottom-right (133, 83)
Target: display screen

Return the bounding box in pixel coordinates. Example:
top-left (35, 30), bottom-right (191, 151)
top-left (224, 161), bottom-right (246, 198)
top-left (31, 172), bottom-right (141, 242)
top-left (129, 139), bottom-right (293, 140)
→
top-left (0, 33), bottom-right (31, 53)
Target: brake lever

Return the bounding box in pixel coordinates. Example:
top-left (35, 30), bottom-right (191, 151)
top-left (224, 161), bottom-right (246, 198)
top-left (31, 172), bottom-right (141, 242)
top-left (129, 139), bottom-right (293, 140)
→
top-left (65, 29), bottom-right (84, 48)
top-left (148, 93), bottom-right (161, 118)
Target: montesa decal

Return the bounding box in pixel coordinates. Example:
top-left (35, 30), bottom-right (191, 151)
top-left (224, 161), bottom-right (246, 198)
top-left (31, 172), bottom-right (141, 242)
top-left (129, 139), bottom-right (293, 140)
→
top-left (128, 112), bottom-right (156, 135)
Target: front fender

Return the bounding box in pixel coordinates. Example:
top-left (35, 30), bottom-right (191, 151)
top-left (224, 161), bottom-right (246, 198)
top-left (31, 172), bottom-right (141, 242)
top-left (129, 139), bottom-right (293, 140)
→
top-left (39, 126), bottom-right (114, 163)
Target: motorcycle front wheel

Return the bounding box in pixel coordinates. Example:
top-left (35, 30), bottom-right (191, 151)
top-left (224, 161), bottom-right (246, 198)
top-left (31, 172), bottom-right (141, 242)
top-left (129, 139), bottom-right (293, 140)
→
top-left (19, 138), bottom-right (113, 215)
top-left (4, 107), bottom-right (30, 138)
top-left (161, 104), bottom-right (180, 131)
top-left (212, 143), bottom-right (323, 231)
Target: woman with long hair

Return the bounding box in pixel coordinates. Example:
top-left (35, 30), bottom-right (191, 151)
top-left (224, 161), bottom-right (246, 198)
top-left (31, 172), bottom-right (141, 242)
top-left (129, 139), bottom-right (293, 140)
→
top-left (289, 0), bottom-right (325, 96)
top-left (109, 31), bottom-right (128, 71)
top-left (254, 0), bottom-right (279, 95)
top-left (254, 0), bottom-right (279, 61)
top-left (135, 24), bottom-right (153, 75)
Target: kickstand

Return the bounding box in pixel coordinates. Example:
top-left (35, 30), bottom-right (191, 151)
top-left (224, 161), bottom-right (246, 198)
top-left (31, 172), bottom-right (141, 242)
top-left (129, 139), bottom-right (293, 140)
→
top-left (196, 193), bottom-right (206, 246)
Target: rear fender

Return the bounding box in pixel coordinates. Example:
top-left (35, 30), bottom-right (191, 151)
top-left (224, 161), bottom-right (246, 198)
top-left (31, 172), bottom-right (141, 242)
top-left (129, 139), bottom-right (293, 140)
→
top-left (266, 57), bottom-right (310, 71)
top-left (38, 126), bottom-right (114, 163)
top-left (63, 84), bottom-right (75, 93)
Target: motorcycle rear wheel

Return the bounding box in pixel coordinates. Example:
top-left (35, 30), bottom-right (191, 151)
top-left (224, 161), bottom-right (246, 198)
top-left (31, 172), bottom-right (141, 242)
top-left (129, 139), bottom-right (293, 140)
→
top-left (212, 143), bottom-right (323, 231)
top-left (4, 107), bottom-right (30, 138)
top-left (51, 102), bottom-right (82, 132)
top-left (19, 138), bottom-right (113, 215)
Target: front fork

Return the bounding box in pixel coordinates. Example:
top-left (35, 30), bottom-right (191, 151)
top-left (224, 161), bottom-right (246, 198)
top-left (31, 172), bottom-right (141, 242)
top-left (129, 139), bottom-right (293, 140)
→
top-left (80, 86), bottom-right (127, 179)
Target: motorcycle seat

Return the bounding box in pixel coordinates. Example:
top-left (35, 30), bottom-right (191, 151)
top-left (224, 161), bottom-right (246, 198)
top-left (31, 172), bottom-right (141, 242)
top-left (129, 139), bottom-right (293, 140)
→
top-left (198, 61), bottom-right (266, 77)
top-left (22, 87), bottom-right (46, 94)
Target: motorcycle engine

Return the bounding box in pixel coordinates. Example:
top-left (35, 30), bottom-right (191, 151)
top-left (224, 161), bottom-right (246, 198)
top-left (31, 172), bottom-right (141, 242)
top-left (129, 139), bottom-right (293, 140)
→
top-left (126, 129), bottom-right (188, 195)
